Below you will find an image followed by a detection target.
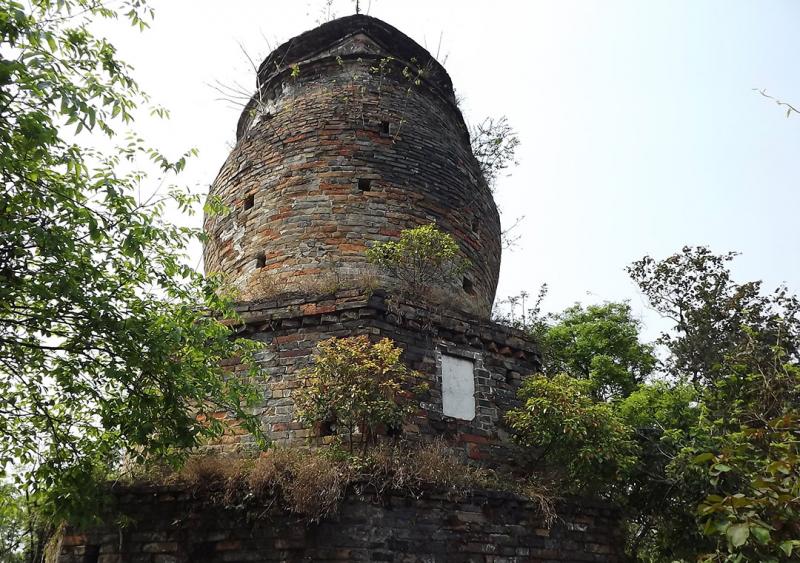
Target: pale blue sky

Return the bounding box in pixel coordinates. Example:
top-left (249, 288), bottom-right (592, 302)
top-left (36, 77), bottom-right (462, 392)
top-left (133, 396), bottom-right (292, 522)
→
top-left (104, 0), bottom-right (800, 338)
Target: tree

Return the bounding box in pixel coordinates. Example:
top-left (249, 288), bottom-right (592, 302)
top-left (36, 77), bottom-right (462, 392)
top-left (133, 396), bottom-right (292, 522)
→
top-left (541, 302), bottom-right (656, 400)
top-left (505, 247), bottom-right (800, 561)
top-left (627, 246), bottom-right (800, 386)
top-left (616, 381), bottom-right (707, 561)
top-left (629, 247), bottom-right (800, 561)
top-left (0, 0), bottom-right (262, 533)
top-left (294, 336), bottom-right (423, 454)
top-left (504, 300), bottom-right (662, 519)
top-left (0, 485), bottom-right (27, 562)
top-left (366, 224), bottom-right (470, 297)
top-left (506, 374), bottom-right (637, 493)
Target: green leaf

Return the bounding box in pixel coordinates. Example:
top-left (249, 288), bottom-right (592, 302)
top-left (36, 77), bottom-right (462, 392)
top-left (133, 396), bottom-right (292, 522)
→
top-left (726, 523), bottom-right (749, 548)
top-left (779, 542), bottom-right (794, 557)
top-left (693, 452), bottom-right (715, 464)
top-left (750, 526), bottom-right (770, 545)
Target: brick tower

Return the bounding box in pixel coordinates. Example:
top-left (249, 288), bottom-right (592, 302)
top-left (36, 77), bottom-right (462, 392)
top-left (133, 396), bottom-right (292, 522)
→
top-left (203, 14), bottom-right (501, 317)
top-left (60, 16), bottom-right (623, 562)
top-left (199, 14), bottom-right (541, 460)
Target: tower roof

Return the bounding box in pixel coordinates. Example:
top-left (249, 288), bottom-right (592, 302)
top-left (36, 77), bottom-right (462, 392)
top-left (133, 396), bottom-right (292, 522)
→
top-left (237, 15), bottom-right (456, 140)
top-left (257, 14), bottom-right (453, 92)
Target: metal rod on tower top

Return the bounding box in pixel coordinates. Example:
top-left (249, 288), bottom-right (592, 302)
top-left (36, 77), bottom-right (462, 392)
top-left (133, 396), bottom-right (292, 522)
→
top-left (356, 1), bottom-right (360, 14)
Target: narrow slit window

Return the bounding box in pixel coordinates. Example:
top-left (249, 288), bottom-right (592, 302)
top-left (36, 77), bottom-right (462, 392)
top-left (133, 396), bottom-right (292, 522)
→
top-left (255, 252), bottom-right (266, 269)
top-left (358, 178), bottom-right (372, 191)
top-left (380, 120), bottom-right (391, 135)
top-left (244, 194), bottom-right (255, 210)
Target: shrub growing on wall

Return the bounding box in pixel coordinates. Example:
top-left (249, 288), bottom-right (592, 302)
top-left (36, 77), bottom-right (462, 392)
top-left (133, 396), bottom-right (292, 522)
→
top-left (366, 224), bottom-right (470, 296)
top-left (294, 336), bottom-right (424, 453)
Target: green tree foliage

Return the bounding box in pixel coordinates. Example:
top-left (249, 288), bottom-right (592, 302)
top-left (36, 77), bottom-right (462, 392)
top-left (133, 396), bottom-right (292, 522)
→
top-left (506, 374), bottom-right (637, 493)
top-left (628, 247), bottom-right (800, 562)
top-left (507, 247), bottom-right (799, 561)
top-left (0, 0), bottom-right (262, 530)
top-left (0, 485), bottom-right (27, 562)
top-left (692, 405), bottom-right (800, 561)
top-left (627, 246), bottom-right (800, 386)
top-left (541, 302), bottom-right (656, 399)
top-left (366, 224), bottom-right (470, 296)
top-left (616, 381), bottom-right (707, 561)
top-left (294, 336), bottom-right (424, 454)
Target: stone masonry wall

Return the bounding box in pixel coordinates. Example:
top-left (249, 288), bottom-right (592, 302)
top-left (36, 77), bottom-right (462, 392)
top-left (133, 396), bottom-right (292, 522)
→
top-left (212, 290), bottom-right (539, 469)
top-left (203, 16), bottom-right (501, 317)
top-left (59, 486), bottom-right (622, 563)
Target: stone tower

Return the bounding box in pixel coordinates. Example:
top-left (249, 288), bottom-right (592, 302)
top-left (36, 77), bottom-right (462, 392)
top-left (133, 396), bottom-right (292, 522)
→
top-left (203, 14), bottom-right (501, 317)
top-left (198, 14), bottom-right (541, 459)
top-left (60, 16), bottom-right (624, 563)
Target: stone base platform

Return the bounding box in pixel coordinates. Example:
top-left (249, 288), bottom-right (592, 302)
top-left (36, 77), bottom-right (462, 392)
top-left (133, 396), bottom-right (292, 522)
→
top-left (59, 485), bottom-right (621, 562)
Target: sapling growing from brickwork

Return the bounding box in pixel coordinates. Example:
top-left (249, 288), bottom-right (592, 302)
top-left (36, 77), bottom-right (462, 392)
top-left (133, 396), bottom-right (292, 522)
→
top-left (294, 336), bottom-right (426, 454)
top-left (366, 224), bottom-right (470, 298)
top-left (469, 116), bottom-right (520, 192)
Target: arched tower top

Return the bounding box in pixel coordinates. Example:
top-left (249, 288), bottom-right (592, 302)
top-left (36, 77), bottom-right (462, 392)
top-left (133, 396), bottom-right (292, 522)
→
top-left (204, 15), bottom-right (502, 317)
top-left (236, 15), bottom-right (457, 140)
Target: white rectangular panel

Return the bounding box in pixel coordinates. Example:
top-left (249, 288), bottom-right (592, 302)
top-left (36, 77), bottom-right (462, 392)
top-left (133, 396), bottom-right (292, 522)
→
top-left (441, 355), bottom-right (475, 420)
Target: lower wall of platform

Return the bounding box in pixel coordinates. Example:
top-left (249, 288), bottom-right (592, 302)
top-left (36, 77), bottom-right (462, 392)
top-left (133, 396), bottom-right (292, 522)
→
top-left (59, 485), bottom-right (622, 563)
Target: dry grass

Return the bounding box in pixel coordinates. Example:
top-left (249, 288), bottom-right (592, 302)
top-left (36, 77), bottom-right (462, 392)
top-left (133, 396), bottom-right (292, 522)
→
top-left (245, 448), bottom-right (351, 520)
top-left (158, 441), bottom-right (557, 525)
top-left (355, 440), bottom-right (492, 495)
top-left (179, 455), bottom-right (248, 489)
top-left (423, 285), bottom-right (487, 318)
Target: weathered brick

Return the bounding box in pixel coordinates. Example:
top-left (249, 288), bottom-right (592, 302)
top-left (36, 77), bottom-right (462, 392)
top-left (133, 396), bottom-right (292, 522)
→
top-left (203, 16), bottom-right (501, 319)
top-left (62, 14), bottom-right (621, 563)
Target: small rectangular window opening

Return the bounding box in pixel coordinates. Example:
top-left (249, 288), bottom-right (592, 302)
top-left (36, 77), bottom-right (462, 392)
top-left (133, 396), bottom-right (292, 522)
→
top-left (358, 178), bottom-right (372, 191)
top-left (255, 252), bottom-right (266, 269)
top-left (83, 545), bottom-right (100, 563)
top-left (380, 120), bottom-right (391, 135)
top-left (318, 420), bottom-right (334, 437)
top-left (463, 277), bottom-right (475, 295)
top-left (244, 194), bottom-right (255, 210)
top-left (386, 422), bottom-right (403, 438)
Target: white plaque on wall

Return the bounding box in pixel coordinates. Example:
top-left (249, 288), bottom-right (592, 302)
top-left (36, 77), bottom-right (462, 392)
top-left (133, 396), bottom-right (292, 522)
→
top-left (441, 355), bottom-right (475, 420)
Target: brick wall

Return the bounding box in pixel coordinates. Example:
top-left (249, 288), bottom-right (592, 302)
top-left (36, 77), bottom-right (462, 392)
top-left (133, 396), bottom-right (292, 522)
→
top-left (59, 486), bottom-right (622, 563)
top-left (203, 15), bottom-right (502, 317)
top-left (211, 290), bottom-right (538, 469)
